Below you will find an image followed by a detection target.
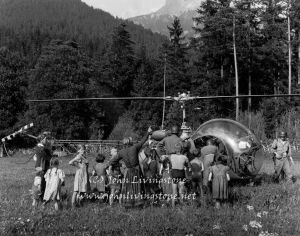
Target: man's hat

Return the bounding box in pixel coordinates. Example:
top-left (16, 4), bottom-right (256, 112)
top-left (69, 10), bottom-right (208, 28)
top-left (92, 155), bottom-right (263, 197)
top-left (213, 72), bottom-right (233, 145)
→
top-left (279, 131), bottom-right (287, 138)
top-left (171, 125), bottom-right (179, 134)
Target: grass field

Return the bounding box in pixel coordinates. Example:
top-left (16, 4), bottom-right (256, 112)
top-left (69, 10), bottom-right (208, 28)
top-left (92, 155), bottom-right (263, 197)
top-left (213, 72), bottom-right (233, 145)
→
top-left (1, 153), bottom-right (300, 236)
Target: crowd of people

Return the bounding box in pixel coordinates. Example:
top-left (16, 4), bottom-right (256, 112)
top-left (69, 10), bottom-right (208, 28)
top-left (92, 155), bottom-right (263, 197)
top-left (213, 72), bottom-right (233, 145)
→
top-left (30, 127), bottom-right (295, 211)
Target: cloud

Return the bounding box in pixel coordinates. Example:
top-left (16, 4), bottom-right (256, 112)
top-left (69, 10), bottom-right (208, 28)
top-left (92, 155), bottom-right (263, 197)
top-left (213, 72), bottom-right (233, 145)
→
top-left (82, 0), bottom-right (165, 18)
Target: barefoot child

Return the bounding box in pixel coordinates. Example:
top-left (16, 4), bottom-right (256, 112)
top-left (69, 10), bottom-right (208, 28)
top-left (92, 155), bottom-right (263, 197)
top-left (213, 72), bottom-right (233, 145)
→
top-left (92, 153), bottom-right (108, 196)
top-left (208, 155), bottom-right (230, 209)
top-left (43, 158), bottom-right (65, 210)
top-left (168, 143), bottom-right (191, 208)
top-left (190, 149), bottom-right (204, 202)
top-left (108, 148), bottom-right (122, 206)
top-left (69, 145), bottom-right (90, 207)
top-left (31, 174), bottom-right (42, 207)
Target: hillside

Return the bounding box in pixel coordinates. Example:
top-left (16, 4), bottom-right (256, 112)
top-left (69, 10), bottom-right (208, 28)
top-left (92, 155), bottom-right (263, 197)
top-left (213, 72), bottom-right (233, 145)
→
top-left (0, 0), bottom-right (166, 57)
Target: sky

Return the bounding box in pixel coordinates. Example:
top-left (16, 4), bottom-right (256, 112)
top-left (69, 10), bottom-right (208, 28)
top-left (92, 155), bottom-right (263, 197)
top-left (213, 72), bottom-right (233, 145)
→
top-left (82, 0), bottom-right (165, 19)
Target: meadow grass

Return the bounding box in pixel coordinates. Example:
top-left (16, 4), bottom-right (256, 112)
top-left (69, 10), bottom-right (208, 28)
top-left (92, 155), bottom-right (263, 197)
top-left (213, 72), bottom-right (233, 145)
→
top-left (1, 153), bottom-right (300, 235)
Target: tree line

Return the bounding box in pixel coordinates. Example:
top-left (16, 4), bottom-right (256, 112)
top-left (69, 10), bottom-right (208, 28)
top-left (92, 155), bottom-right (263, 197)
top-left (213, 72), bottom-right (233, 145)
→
top-left (1, 0), bottom-right (300, 147)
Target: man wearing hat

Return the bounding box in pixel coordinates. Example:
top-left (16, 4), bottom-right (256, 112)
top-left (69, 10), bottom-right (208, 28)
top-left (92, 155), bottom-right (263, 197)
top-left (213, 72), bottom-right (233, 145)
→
top-left (157, 125), bottom-right (183, 156)
top-left (271, 131), bottom-right (294, 182)
top-left (109, 127), bottom-right (152, 208)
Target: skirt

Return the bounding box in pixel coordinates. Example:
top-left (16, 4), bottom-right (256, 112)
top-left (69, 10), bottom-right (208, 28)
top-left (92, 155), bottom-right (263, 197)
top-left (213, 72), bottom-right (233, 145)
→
top-left (121, 166), bottom-right (144, 208)
top-left (74, 168), bottom-right (90, 193)
top-left (212, 176), bottom-right (228, 200)
top-left (171, 169), bottom-right (186, 184)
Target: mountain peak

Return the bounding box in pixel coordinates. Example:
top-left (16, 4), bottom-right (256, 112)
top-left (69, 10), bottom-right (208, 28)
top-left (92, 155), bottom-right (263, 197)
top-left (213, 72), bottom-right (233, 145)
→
top-left (156, 0), bottom-right (200, 16)
top-left (129, 0), bottom-right (203, 37)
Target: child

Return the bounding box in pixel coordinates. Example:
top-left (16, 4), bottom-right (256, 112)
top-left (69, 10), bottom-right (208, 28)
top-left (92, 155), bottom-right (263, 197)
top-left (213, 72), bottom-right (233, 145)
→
top-left (31, 174), bottom-right (43, 208)
top-left (108, 148), bottom-right (122, 206)
top-left (169, 143), bottom-right (191, 208)
top-left (92, 153), bottom-right (108, 195)
top-left (190, 149), bottom-right (204, 202)
top-left (43, 158), bottom-right (65, 211)
top-left (161, 158), bottom-right (172, 205)
top-left (208, 155), bottom-right (230, 209)
top-left (69, 144), bottom-right (90, 207)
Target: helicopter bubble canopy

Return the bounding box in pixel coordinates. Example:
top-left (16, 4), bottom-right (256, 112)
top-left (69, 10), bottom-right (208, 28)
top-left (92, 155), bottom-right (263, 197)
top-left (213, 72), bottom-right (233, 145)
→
top-left (191, 119), bottom-right (264, 177)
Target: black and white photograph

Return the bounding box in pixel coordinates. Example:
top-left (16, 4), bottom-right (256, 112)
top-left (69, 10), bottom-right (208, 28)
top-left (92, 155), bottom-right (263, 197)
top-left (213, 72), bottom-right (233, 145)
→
top-left (0, 0), bottom-right (300, 235)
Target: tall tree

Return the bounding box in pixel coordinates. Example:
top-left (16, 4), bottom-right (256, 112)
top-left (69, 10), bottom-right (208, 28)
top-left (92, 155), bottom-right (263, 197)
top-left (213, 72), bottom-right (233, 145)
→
top-left (289, 0), bottom-right (300, 86)
top-left (258, 0), bottom-right (288, 95)
top-left (161, 17), bottom-right (191, 127)
top-left (165, 17), bottom-right (189, 92)
top-left (105, 23), bottom-right (135, 97)
top-left (233, 0), bottom-right (266, 120)
top-left (192, 0), bottom-right (235, 120)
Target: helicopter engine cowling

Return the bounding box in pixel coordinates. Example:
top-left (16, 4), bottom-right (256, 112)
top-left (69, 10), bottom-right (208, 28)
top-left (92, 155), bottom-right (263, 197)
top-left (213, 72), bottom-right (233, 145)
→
top-left (191, 119), bottom-right (265, 178)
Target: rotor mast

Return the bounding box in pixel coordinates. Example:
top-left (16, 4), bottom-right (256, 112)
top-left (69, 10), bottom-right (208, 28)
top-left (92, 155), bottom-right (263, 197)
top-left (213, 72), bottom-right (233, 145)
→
top-left (175, 92), bottom-right (192, 133)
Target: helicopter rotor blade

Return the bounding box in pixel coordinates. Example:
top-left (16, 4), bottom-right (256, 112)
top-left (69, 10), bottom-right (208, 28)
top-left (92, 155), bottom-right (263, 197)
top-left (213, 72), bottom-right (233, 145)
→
top-left (27, 97), bottom-right (170, 102)
top-left (190, 94), bottom-right (300, 100)
top-left (26, 94), bottom-right (300, 103)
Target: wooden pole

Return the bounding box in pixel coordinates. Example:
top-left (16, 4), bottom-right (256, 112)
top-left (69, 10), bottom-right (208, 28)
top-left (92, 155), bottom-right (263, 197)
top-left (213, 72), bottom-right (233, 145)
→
top-left (247, 2), bottom-right (252, 128)
top-left (288, 0), bottom-right (292, 101)
top-left (288, 0), bottom-right (291, 129)
top-left (233, 15), bottom-right (239, 120)
top-left (298, 32), bottom-right (300, 85)
top-left (161, 54), bottom-right (167, 130)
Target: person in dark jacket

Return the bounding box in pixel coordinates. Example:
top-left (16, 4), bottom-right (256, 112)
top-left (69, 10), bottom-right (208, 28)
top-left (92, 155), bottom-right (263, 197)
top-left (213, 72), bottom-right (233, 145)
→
top-left (109, 127), bottom-right (152, 208)
top-left (34, 136), bottom-right (52, 201)
top-left (31, 133), bottom-right (53, 207)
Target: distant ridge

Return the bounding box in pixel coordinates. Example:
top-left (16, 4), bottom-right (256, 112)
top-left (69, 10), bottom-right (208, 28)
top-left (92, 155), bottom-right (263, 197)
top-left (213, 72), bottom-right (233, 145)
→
top-left (0, 0), bottom-right (167, 57)
top-left (129, 0), bottom-right (203, 37)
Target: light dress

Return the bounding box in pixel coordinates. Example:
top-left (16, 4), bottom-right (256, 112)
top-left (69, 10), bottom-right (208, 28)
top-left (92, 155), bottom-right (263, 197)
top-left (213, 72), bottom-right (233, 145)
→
top-left (43, 167), bottom-right (65, 201)
top-left (209, 164), bottom-right (230, 200)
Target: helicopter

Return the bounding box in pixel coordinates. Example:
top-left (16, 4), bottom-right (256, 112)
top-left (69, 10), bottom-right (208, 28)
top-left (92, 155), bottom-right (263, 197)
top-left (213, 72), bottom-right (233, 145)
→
top-left (3, 92), bottom-right (300, 180)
